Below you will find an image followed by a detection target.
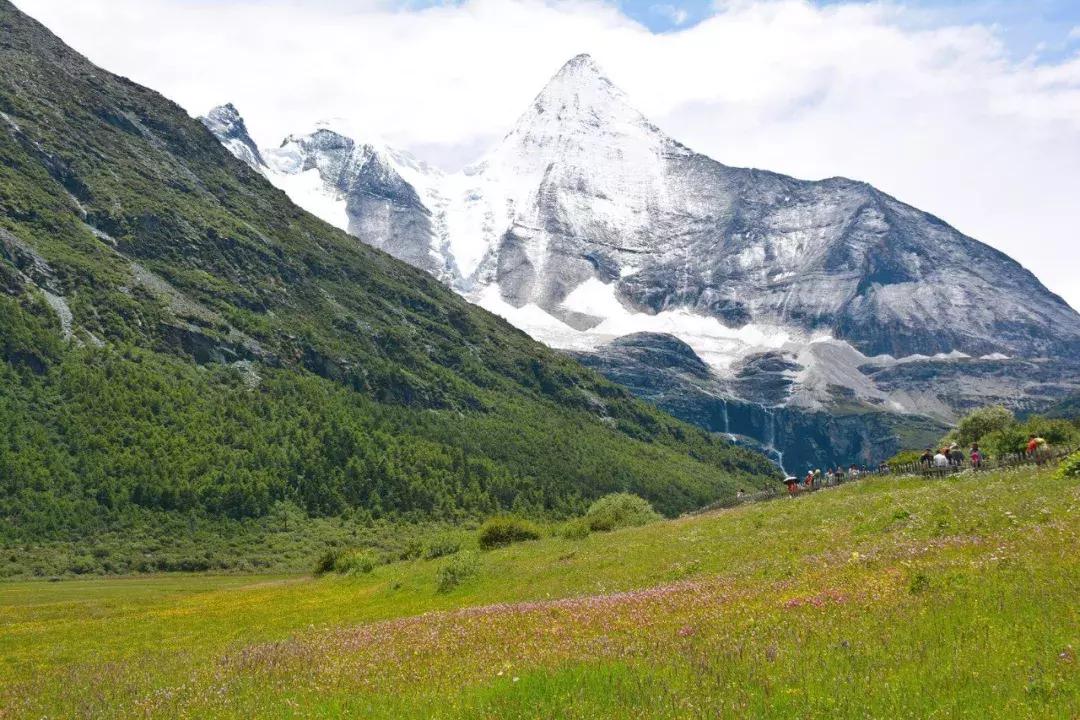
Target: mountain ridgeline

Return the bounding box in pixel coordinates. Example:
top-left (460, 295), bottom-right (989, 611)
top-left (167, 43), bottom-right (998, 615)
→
top-left (0, 0), bottom-right (781, 552)
top-left (204, 54), bottom-right (1080, 471)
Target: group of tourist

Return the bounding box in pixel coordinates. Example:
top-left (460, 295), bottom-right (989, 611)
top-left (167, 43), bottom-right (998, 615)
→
top-left (917, 435), bottom-right (1048, 472)
top-left (766, 433), bottom-right (1060, 500)
top-left (919, 443), bottom-right (980, 469)
top-left (783, 465), bottom-right (869, 495)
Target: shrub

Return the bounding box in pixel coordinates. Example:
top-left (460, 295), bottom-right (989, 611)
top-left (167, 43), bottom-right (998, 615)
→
top-left (982, 425), bottom-right (1030, 459)
top-left (422, 536), bottom-right (461, 560)
top-left (435, 551), bottom-right (479, 593)
top-left (953, 406), bottom-right (1014, 446)
top-left (314, 548), bottom-right (379, 576)
top-left (1022, 416), bottom-right (1078, 447)
top-left (1058, 451), bottom-right (1080, 480)
top-left (559, 518), bottom-right (591, 540)
top-left (335, 549), bottom-right (379, 575)
top-left (398, 539), bottom-right (424, 561)
top-left (584, 493), bottom-right (660, 533)
top-left (314, 549), bottom-right (339, 576)
top-left (477, 517), bottom-right (541, 550)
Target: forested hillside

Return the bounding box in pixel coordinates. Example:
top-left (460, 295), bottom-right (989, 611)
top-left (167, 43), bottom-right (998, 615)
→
top-left (0, 0), bottom-right (776, 561)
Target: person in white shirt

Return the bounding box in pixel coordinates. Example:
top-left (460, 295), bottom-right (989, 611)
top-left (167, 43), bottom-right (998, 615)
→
top-left (933, 451), bottom-right (949, 468)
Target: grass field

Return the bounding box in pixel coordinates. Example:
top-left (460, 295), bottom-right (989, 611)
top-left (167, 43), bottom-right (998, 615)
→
top-left (2, 466), bottom-right (1079, 719)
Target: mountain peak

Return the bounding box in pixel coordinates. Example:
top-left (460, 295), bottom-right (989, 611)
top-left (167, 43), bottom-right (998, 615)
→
top-left (531, 53), bottom-right (624, 112)
top-left (208, 102), bottom-right (240, 120)
top-left (199, 103), bottom-right (265, 170)
top-left (201, 103), bottom-right (243, 132)
top-left (499, 53), bottom-right (662, 156)
top-left (555, 53), bottom-right (602, 76)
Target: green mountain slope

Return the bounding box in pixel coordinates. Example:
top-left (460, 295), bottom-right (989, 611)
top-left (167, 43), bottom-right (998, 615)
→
top-left (0, 1), bottom-right (777, 547)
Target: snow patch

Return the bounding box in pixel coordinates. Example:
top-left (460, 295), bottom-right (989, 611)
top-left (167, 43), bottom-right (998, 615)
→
top-left (476, 279), bottom-right (803, 372)
top-left (560, 277), bottom-right (631, 318)
top-left (265, 168), bottom-right (349, 232)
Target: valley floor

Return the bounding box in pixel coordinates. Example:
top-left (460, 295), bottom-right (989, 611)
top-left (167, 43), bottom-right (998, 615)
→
top-left (2, 466), bottom-right (1078, 718)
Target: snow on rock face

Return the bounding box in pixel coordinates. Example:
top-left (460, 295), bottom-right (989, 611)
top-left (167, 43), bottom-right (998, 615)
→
top-left (200, 104), bottom-right (265, 171)
top-left (263, 127), bottom-right (452, 279)
top-left (204, 58), bottom-right (1080, 428)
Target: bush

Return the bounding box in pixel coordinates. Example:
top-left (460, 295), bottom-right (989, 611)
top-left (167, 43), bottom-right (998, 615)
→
top-left (982, 425), bottom-right (1030, 459)
top-left (1057, 452), bottom-right (1080, 480)
top-left (1023, 416), bottom-right (1078, 447)
top-left (398, 539), bottom-right (424, 561)
top-left (314, 549), bottom-right (339, 576)
top-left (584, 493), bottom-right (660, 532)
top-left (477, 517), bottom-right (541, 550)
top-left (435, 551), bottom-right (479, 593)
top-left (314, 548), bottom-right (379, 576)
top-left (953, 406), bottom-right (1014, 446)
top-left (335, 549), bottom-right (379, 575)
top-left (559, 518), bottom-right (591, 540)
top-left (422, 535), bottom-right (461, 560)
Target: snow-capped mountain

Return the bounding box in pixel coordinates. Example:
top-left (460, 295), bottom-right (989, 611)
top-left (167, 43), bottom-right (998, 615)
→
top-left (202, 54), bottom-right (1080, 466)
top-left (200, 103), bottom-right (265, 171)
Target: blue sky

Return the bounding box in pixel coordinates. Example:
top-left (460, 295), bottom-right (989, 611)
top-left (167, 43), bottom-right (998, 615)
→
top-left (618, 0), bottom-right (1080, 52)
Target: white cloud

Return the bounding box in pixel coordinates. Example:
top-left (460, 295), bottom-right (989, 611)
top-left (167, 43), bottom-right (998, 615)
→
top-left (13, 0), bottom-right (1080, 310)
top-left (651, 4), bottom-right (690, 26)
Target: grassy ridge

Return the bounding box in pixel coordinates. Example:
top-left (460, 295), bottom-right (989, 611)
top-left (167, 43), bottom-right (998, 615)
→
top-left (2, 465), bottom-right (1078, 717)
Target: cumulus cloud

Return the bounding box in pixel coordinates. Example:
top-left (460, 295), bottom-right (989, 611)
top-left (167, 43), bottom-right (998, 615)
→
top-left (13, 0), bottom-right (1080, 309)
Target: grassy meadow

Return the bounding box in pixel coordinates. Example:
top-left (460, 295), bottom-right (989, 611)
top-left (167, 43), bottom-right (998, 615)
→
top-left (2, 465), bottom-right (1079, 718)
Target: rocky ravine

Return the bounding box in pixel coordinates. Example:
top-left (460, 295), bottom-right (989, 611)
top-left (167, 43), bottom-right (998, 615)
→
top-left (202, 55), bottom-right (1080, 470)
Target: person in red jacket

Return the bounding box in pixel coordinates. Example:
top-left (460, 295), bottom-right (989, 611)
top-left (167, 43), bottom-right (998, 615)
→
top-left (970, 443), bottom-right (983, 469)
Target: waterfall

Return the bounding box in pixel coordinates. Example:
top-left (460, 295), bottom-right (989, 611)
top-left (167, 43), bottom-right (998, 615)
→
top-left (772, 414), bottom-right (788, 475)
top-left (722, 399), bottom-right (730, 435)
top-left (760, 405), bottom-right (788, 475)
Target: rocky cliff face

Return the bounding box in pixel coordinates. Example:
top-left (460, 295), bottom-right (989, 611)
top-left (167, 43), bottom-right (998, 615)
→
top-left (203, 54), bottom-right (1080, 466)
top-left (572, 333), bottom-right (946, 472)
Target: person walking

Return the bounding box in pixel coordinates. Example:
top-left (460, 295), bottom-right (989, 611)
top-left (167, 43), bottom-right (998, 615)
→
top-left (1027, 435), bottom-right (1048, 465)
top-left (919, 448), bottom-right (934, 468)
top-left (948, 443), bottom-right (965, 467)
top-left (970, 443), bottom-right (983, 469)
